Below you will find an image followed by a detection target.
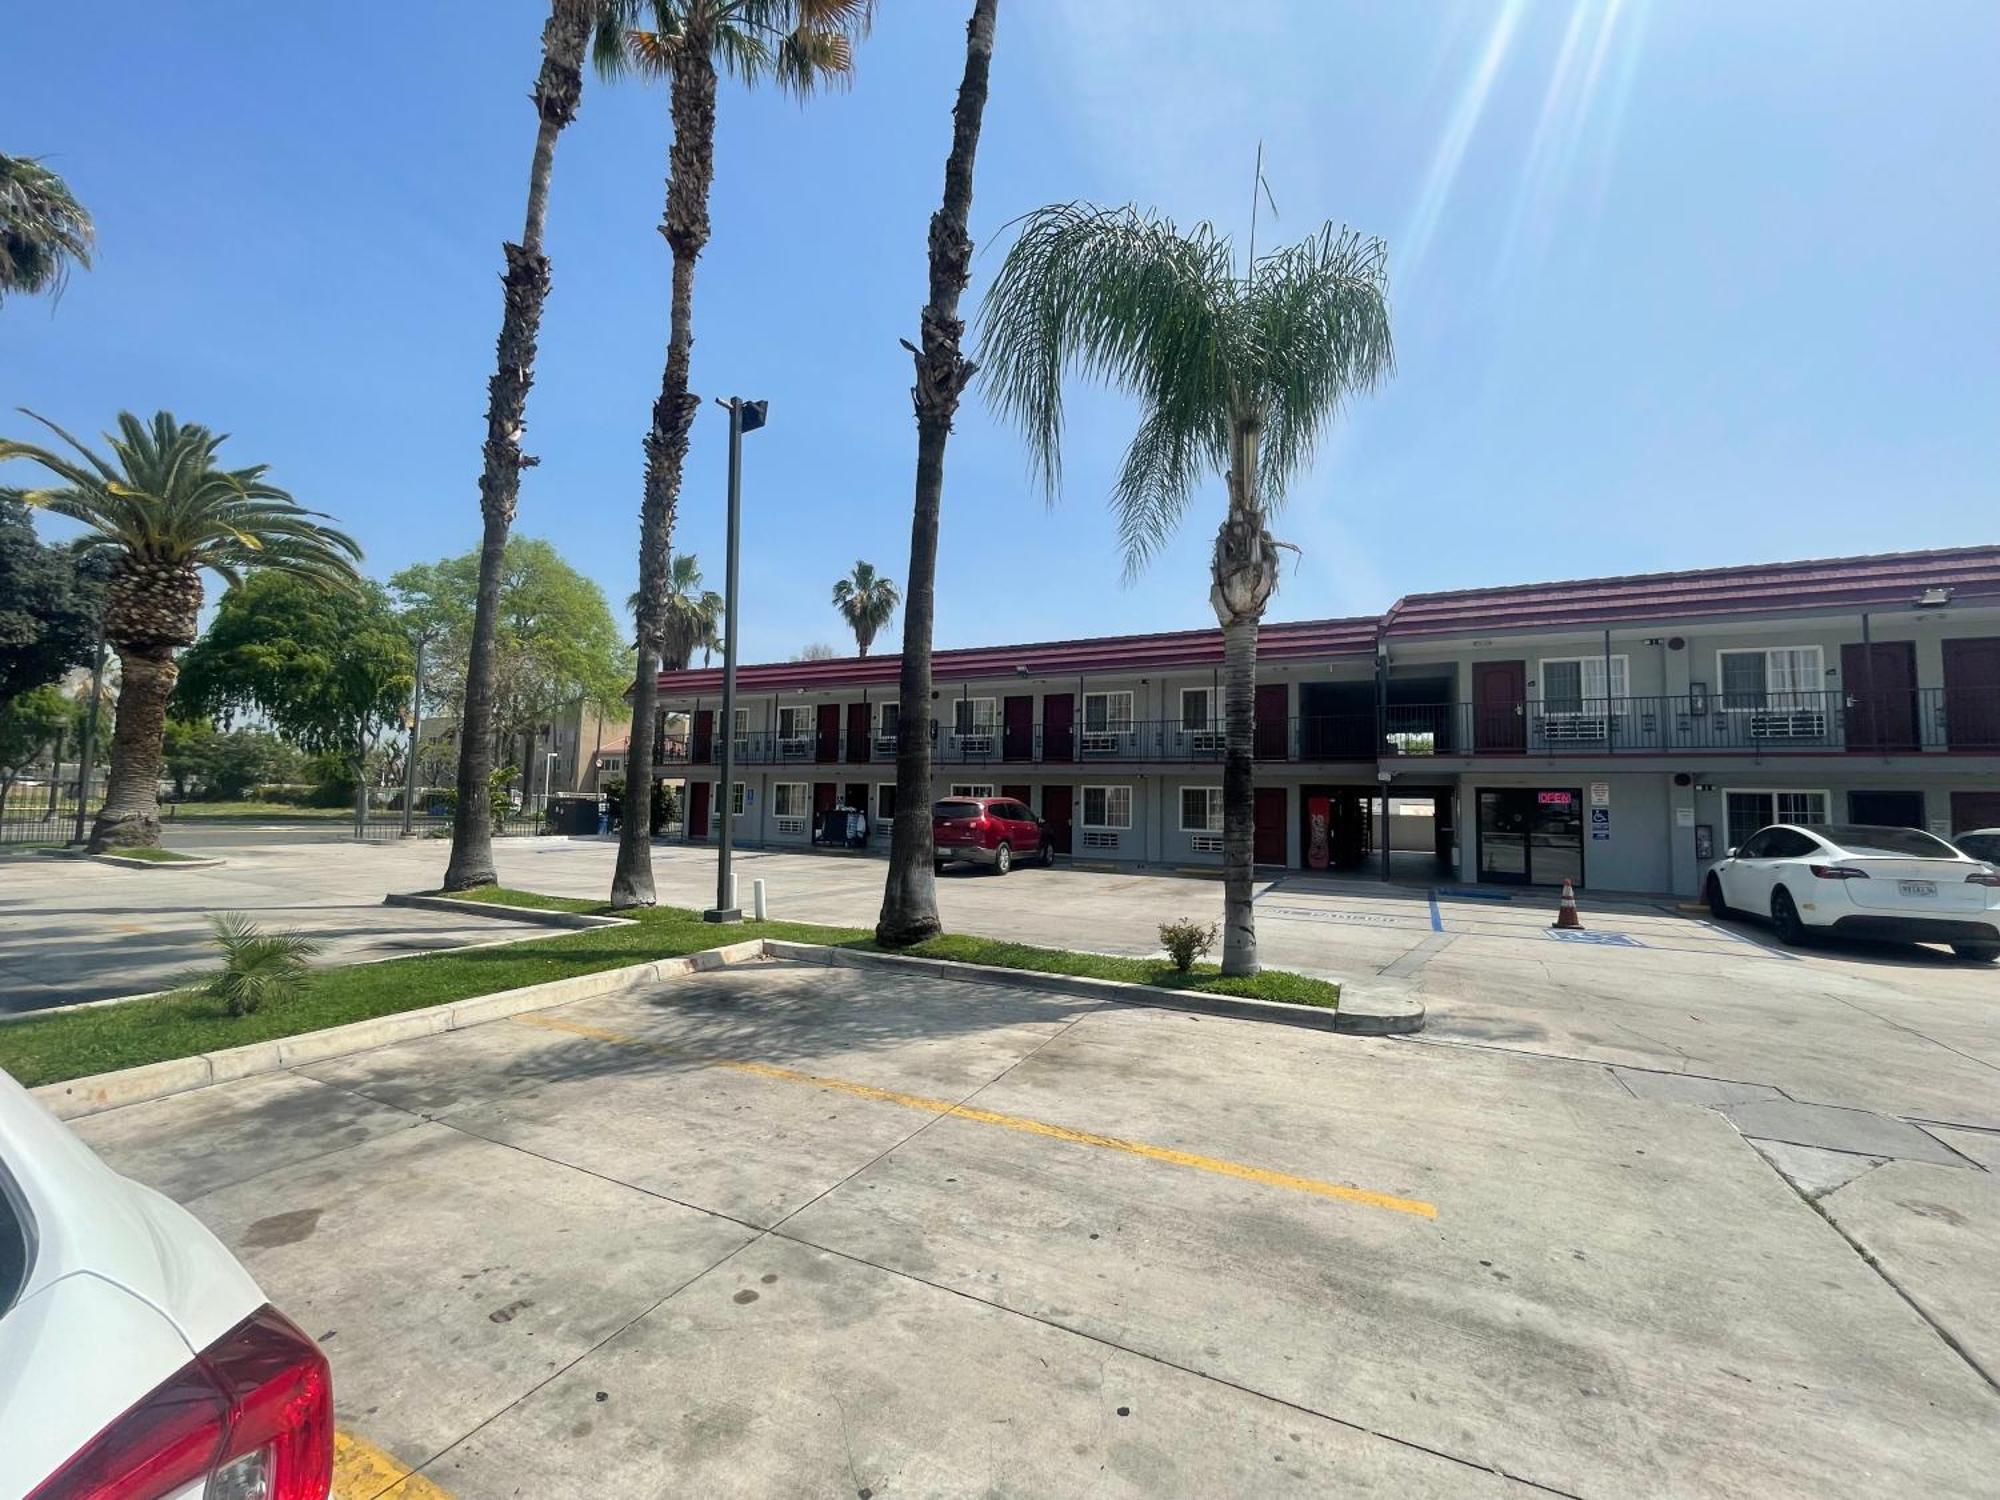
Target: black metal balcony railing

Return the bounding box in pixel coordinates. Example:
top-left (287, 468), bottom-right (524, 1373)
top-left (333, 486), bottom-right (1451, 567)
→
top-left (651, 688), bottom-right (1999, 768)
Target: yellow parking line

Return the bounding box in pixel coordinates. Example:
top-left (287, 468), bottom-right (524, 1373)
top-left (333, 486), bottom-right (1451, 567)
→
top-left (333, 1431), bottom-right (454, 1499)
top-left (514, 1013), bottom-right (1436, 1220)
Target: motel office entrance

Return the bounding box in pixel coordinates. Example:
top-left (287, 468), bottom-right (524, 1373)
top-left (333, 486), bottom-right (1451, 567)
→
top-left (1295, 784), bottom-right (1455, 879)
top-left (1476, 787), bottom-right (1585, 887)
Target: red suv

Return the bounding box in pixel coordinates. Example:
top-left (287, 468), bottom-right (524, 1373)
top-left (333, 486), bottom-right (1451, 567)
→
top-left (932, 796), bottom-right (1052, 875)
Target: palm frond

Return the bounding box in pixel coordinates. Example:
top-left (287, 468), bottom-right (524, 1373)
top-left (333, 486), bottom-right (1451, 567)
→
top-left (0, 153), bottom-right (95, 304)
top-left (190, 911), bottom-right (323, 1017)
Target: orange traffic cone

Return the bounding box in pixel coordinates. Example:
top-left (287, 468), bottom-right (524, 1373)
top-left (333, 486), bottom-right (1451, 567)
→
top-left (1551, 878), bottom-right (1583, 930)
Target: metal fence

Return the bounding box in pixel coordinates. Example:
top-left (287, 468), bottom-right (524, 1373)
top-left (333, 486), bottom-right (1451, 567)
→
top-left (0, 788), bottom-right (97, 847)
top-left (352, 807), bottom-right (552, 842)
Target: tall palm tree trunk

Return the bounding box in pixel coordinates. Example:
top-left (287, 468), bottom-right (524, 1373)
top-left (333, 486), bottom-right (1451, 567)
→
top-left (91, 644), bottom-right (175, 850)
top-left (612, 34), bottom-right (717, 909)
top-left (1212, 420), bottom-right (1279, 976)
top-left (877, 0), bottom-right (1000, 947)
top-left (445, 0), bottom-right (591, 891)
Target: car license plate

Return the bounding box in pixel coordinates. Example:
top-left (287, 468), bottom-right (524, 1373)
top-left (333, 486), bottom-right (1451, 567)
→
top-left (1899, 880), bottom-right (1937, 897)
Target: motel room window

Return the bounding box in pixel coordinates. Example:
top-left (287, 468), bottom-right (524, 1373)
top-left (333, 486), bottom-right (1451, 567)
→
top-left (952, 698), bottom-right (997, 738)
top-left (1179, 786), bottom-right (1223, 833)
top-left (875, 784), bottom-right (897, 822)
top-left (712, 782), bottom-right (746, 817)
top-left (1724, 790), bottom-right (1828, 851)
top-left (1539, 656), bottom-right (1629, 717)
top-left (1082, 785), bottom-right (1133, 829)
top-left (777, 705), bottom-right (812, 743)
top-left (949, 783), bottom-right (995, 798)
top-left (1718, 647), bottom-right (1823, 711)
top-left (876, 702), bottom-right (899, 740)
top-left (731, 707), bottom-right (750, 755)
top-left (1180, 688), bottom-right (1216, 730)
top-left (772, 783), bottom-right (808, 831)
top-left (1083, 691), bottom-right (1135, 735)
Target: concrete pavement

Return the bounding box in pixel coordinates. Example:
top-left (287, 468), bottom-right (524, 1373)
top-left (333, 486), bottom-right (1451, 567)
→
top-left (71, 960), bottom-right (2000, 1498)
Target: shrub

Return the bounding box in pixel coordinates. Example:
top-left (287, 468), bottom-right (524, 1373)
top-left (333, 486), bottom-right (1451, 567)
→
top-left (1158, 917), bottom-right (1218, 973)
top-left (191, 912), bottom-right (323, 1017)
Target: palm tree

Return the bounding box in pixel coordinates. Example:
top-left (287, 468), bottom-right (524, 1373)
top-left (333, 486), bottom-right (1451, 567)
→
top-left (0, 411), bottom-right (361, 850)
top-left (0, 154), bottom-right (94, 306)
top-left (875, 0), bottom-right (999, 949)
top-left (631, 552), bottom-right (724, 671)
top-left (831, 559), bottom-right (898, 656)
top-left (977, 205), bottom-right (1393, 975)
top-left (444, 0), bottom-right (602, 894)
top-left (597, 0), bottom-right (871, 910)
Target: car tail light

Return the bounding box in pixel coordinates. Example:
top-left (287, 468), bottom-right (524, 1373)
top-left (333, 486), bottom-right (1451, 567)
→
top-left (1808, 864), bottom-right (1868, 880)
top-left (30, 1305), bottom-right (332, 1500)
top-left (1966, 870), bottom-right (2000, 888)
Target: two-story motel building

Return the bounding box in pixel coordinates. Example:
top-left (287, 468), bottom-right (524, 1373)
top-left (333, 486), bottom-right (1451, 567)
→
top-left (644, 545), bottom-right (2000, 897)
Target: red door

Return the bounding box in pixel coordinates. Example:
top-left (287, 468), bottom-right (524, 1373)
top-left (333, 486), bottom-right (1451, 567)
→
top-left (1042, 694), bottom-right (1075, 762)
top-left (814, 781), bottom-right (837, 812)
top-left (815, 703), bottom-right (841, 763)
top-left (687, 780), bottom-right (710, 838)
top-left (1473, 661), bottom-right (1526, 752)
top-left (1254, 787), bottom-right (1287, 864)
top-left (1254, 684), bottom-right (1289, 759)
top-left (845, 702), bottom-right (871, 763)
top-left (1841, 642), bottom-right (1919, 751)
top-left (1003, 695), bottom-right (1035, 760)
top-left (1943, 638), bottom-right (2000, 750)
top-left (692, 709), bottom-right (714, 764)
top-left (1040, 785), bottom-right (1073, 854)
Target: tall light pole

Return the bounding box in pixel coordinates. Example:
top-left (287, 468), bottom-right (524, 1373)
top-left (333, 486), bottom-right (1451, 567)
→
top-left (705, 396), bottom-right (767, 923)
top-left (70, 616), bottom-right (107, 847)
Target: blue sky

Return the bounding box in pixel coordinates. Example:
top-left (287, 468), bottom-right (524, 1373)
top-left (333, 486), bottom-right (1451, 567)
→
top-left (6, 1), bottom-right (1996, 663)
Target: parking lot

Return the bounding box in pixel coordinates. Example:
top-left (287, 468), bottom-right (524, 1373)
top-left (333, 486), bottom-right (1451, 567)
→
top-left (69, 946), bottom-right (2000, 1497)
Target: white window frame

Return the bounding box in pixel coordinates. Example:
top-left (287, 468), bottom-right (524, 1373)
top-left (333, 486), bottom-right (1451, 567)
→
top-left (730, 707), bottom-right (750, 757)
top-left (1082, 691), bottom-right (1135, 735)
top-left (772, 782), bottom-right (810, 820)
top-left (951, 697), bottom-right (997, 739)
top-left (1537, 655), bottom-right (1629, 717)
top-left (711, 781), bottom-right (745, 817)
top-left (1081, 784), bottom-right (1133, 830)
top-left (1722, 788), bottom-right (1830, 850)
top-left (777, 704), bottom-right (813, 740)
top-left (1716, 646), bottom-right (1825, 712)
top-left (1179, 687), bottom-right (1217, 731)
top-left (876, 701), bottom-right (899, 736)
top-left (1179, 785), bottom-right (1223, 833)
top-left (875, 783), bottom-right (897, 822)
top-left (949, 783), bottom-right (995, 798)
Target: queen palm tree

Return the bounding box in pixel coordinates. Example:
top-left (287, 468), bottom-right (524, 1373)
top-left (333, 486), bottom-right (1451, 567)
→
top-left (444, 0), bottom-right (603, 893)
top-left (0, 411), bottom-right (361, 850)
top-left (0, 154), bottom-right (94, 307)
top-left (831, 559), bottom-right (898, 656)
top-left (875, 0), bottom-right (999, 948)
top-left (596, 0), bottom-right (871, 909)
top-left (977, 205), bottom-right (1393, 975)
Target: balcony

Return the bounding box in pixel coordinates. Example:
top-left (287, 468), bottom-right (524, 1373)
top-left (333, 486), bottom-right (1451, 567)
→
top-left (648, 687), bottom-right (2000, 769)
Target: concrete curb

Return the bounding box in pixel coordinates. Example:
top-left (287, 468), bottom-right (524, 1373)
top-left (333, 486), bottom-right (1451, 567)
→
top-left (29, 940), bottom-right (769, 1121)
top-left (90, 853), bottom-right (226, 870)
top-left (381, 892), bottom-right (635, 930)
top-left (757, 941), bottom-right (1422, 1036)
top-left (27, 936), bottom-right (1417, 1122)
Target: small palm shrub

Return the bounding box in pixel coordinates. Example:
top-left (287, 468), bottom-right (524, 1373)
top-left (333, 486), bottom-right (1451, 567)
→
top-left (1158, 918), bottom-right (1218, 973)
top-left (195, 912), bottom-right (322, 1017)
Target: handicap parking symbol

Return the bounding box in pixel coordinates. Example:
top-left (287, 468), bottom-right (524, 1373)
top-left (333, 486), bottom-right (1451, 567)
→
top-left (1545, 928), bottom-right (1641, 947)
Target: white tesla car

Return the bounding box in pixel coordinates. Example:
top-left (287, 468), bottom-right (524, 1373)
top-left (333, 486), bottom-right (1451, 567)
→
top-left (1704, 823), bottom-right (2000, 960)
top-left (0, 1070), bottom-right (333, 1499)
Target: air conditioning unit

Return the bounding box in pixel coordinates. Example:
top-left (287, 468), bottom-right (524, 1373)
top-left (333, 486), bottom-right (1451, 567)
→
top-left (1080, 732), bottom-right (1120, 755)
top-left (1749, 710), bottom-right (1825, 740)
top-left (1541, 715), bottom-right (1607, 742)
top-left (1188, 729), bottom-right (1225, 754)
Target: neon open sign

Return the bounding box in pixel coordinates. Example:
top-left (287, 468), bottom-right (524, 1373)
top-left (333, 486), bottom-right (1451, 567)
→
top-left (1537, 791), bottom-right (1574, 806)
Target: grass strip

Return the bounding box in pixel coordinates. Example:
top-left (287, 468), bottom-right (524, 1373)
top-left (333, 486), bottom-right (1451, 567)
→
top-left (101, 846), bottom-right (207, 863)
top-left (0, 890), bottom-right (1337, 1089)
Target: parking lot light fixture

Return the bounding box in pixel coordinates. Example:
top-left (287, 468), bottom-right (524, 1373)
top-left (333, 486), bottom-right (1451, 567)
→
top-left (705, 396), bottom-right (767, 924)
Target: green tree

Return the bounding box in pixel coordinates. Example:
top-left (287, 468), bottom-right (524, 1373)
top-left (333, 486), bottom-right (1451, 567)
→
top-left (449, 0), bottom-right (607, 894)
top-left (977, 205), bottom-right (1393, 974)
top-left (0, 683), bottom-right (70, 820)
top-left (0, 154), bottom-right (95, 307)
top-left (0, 491), bottom-right (99, 715)
top-left (0, 411), bottom-right (362, 850)
top-left (160, 717), bottom-right (221, 800)
top-left (176, 573), bottom-right (412, 826)
top-left (203, 729), bottom-right (305, 800)
top-left (595, 0), bottom-right (872, 910)
top-left (391, 537), bottom-right (630, 793)
top-left (876, 0), bottom-right (1000, 948)
top-left (831, 559), bottom-right (898, 656)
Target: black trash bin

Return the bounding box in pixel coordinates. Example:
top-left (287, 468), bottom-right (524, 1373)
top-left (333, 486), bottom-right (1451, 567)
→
top-left (549, 794), bottom-right (603, 836)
